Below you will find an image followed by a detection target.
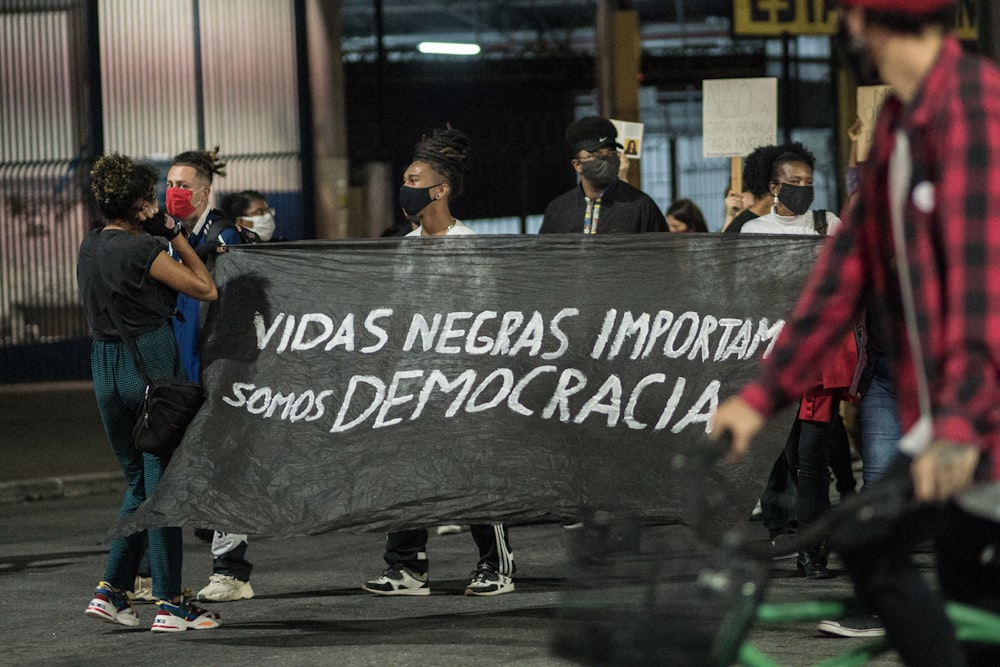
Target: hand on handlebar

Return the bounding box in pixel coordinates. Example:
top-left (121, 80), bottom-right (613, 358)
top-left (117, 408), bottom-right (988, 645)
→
top-left (709, 396), bottom-right (765, 463)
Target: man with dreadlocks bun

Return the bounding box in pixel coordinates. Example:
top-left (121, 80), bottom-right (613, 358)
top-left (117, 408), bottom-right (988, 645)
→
top-left (399, 126), bottom-right (476, 237)
top-left (362, 126), bottom-right (517, 598)
top-left (164, 147), bottom-right (256, 604)
top-left (165, 146), bottom-right (242, 381)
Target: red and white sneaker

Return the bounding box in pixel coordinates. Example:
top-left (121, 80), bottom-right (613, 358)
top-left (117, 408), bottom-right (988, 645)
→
top-left (85, 581), bottom-right (141, 627)
top-left (151, 598), bottom-right (221, 632)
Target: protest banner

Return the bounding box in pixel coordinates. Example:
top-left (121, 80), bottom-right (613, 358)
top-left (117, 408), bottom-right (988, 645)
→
top-left (119, 234), bottom-right (825, 537)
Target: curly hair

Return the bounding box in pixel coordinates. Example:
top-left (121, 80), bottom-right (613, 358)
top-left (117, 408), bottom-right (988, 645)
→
top-left (743, 144), bottom-right (782, 197)
top-left (170, 145), bottom-right (227, 184)
top-left (90, 153), bottom-right (159, 221)
top-left (412, 127), bottom-right (472, 199)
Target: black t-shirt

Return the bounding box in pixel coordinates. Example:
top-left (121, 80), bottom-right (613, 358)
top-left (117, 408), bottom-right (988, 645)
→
top-left (539, 181), bottom-right (667, 234)
top-left (723, 208), bottom-right (758, 234)
top-left (77, 228), bottom-right (177, 341)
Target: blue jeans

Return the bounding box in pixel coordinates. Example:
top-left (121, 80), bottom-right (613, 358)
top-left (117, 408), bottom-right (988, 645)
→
top-left (859, 354), bottom-right (901, 487)
top-left (91, 324), bottom-right (185, 599)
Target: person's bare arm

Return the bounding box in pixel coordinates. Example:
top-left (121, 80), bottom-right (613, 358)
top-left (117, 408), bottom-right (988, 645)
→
top-left (149, 231), bottom-right (217, 301)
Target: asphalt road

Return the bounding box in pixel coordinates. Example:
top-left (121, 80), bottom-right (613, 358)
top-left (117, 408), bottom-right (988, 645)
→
top-left (0, 382), bottom-right (909, 665)
top-left (0, 491), bottom-right (908, 667)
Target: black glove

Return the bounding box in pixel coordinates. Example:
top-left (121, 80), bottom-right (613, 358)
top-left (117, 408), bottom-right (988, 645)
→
top-left (196, 240), bottom-right (222, 263)
top-left (141, 210), bottom-right (183, 239)
top-left (238, 227), bottom-right (262, 244)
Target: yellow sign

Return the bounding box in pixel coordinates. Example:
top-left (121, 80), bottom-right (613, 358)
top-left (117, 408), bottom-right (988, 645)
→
top-left (733, 0), bottom-right (837, 36)
top-left (733, 0), bottom-right (976, 40)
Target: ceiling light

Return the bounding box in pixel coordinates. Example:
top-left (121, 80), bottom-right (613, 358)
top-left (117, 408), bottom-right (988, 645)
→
top-left (417, 41), bottom-right (481, 56)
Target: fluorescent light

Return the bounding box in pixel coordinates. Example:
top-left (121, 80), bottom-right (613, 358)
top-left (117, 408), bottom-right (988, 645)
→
top-left (418, 41), bottom-right (481, 56)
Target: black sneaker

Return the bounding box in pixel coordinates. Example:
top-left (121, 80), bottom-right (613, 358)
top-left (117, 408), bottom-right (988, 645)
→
top-left (816, 616), bottom-right (885, 638)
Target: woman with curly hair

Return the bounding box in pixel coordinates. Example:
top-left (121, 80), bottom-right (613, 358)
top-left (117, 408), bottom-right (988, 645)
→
top-left (78, 152), bottom-right (221, 632)
top-left (362, 127), bottom-right (516, 598)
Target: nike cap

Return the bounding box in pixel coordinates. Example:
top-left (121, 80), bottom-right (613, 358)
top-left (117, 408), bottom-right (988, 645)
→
top-left (565, 116), bottom-right (624, 155)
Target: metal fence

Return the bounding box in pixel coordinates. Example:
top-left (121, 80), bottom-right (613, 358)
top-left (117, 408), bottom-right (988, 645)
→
top-left (1, 0), bottom-right (302, 383)
top-left (2, 2), bottom-right (838, 383)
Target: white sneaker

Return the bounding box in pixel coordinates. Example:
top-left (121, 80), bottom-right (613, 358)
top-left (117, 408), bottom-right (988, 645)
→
top-left (362, 566), bottom-right (430, 596)
top-left (196, 573), bottom-right (255, 602)
top-left (436, 525), bottom-right (465, 535)
top-left (129, 576), bottom-right (155, 602)
top-left (465, 564), bottom-right (514, 596)
top-left (816, 616), bottom-right (885, 638)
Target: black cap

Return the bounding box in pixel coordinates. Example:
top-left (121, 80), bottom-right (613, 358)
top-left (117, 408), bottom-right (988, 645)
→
top-left (565, 116), bottom-right (624, 155)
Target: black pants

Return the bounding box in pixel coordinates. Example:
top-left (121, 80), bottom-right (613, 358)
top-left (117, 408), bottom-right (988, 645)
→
top-left (836, 455), bottom-right (1000, 667)
top-left (383, 524), bottom-right (514, 576)
top-left (786, 418), bottom-right (833, 537)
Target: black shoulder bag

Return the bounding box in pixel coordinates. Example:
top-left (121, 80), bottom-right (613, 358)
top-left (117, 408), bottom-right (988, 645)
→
top-left (94, 264), bottom-right (205, 458)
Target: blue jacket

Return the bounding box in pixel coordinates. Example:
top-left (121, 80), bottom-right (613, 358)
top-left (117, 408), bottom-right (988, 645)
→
top-left (172, 209), bottom-right (241, 381)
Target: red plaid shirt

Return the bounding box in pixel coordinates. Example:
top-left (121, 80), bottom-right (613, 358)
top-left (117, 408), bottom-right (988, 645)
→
top-left (740, 37), bottom-right (1000, 480)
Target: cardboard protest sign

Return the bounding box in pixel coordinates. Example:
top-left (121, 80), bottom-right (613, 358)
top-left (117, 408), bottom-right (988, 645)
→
top-left (856, 85), bottom-right (892, 162)
top-left (703, 78), bottom-right (777, 158)
top-left (119, 235), bottom-right (823, 537)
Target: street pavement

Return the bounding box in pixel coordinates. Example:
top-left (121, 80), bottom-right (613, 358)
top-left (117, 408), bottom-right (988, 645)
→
top-left (0, 382), bottom-right (907, 666)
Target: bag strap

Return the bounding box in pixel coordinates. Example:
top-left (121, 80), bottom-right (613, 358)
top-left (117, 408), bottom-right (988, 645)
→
top-left (812, 209), bottom-right (828, 235)
top-left (203, 215), bottom-right (235, 246)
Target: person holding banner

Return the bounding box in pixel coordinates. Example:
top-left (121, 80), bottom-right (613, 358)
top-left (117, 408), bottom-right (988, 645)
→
top-left (714, 0), bottom-right (1000, 663)
top-left (741, 144), bottom-right (841, 237)
top-left (363, 126), bottom-right (516, 597)
top-left (163, 151), bottom-right (257, 604)
top-left (78, 153), bottom-right (221, 632)
top-left (740, 144), bottom-right (857, 579)
top-left (186, 190), bottom-right (277, 605)
top-left (221, 189), bottom-right (285, 243)
top-left (539, 116), bottom-right (665, 234)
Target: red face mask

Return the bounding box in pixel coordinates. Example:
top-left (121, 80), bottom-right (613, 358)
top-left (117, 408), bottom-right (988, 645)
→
top-left (166, 187), bottom-right (204, 220)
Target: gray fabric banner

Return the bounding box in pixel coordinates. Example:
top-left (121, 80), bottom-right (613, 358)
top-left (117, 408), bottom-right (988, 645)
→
top-left (118, 234), bottom-right (822, 537)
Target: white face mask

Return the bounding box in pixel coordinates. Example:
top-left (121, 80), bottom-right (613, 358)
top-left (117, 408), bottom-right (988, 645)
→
top-left (242, 211), bottom-right (276, 241)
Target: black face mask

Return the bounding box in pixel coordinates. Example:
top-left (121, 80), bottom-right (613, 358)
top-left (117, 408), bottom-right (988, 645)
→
top-left (398, 183), bottom-right (443, 217)
top-left (777, 183), bottom-right (814, 216)
top-left (835, 19), bottom-right (881, 86)
top-left (579, 153), bottom-right (621, 190)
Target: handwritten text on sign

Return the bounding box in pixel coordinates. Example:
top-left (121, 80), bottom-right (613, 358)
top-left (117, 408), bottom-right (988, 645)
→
top-left (221, 306), bottom-right (783, 435)
top-left (703, 78), bottom-right (777, 158)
